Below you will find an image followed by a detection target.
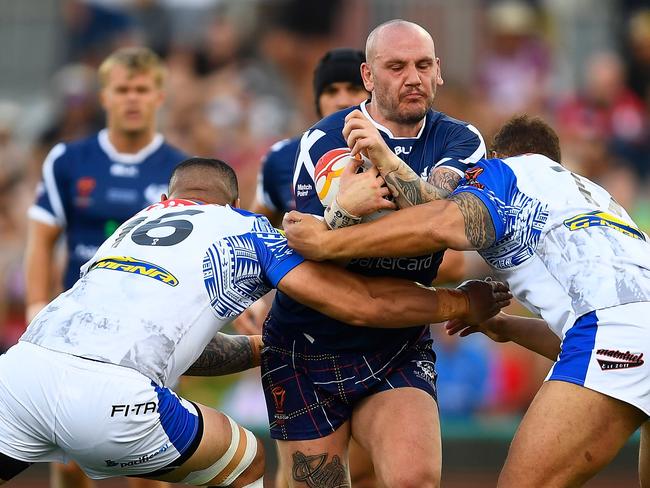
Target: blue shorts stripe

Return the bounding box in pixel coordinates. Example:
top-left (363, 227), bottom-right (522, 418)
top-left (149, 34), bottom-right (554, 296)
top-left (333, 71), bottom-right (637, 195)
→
top-left (153, 382), bottom-right (199, 455)
top-left (550, 311), bottom-right (599, 385)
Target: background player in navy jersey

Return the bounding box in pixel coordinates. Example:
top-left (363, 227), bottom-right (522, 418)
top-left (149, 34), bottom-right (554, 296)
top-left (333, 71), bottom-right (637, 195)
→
top-left (24, 47), bottom-right (186, 488)
top-left (262, 19), bottom-right (486, 488)
top-left (284, 115), bottom-right (650, 487)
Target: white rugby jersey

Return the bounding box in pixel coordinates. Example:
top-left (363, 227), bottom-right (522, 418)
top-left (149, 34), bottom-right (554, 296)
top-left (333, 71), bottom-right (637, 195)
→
top-left (451, 154), bottom-right (650, 337)
top-left (21, 199), bottom-right (304, 385)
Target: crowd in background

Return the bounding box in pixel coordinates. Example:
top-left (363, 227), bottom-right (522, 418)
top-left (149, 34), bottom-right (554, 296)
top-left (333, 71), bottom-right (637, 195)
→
top-left (1, 0), bottom-right (650, 430)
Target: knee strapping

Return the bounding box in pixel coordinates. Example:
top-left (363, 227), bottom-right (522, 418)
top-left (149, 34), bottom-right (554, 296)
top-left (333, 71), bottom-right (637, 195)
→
top-left (180, 414), bottom-right (258, 486)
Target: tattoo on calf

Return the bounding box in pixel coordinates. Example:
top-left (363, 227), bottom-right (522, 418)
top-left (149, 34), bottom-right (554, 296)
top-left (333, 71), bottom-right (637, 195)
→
top-left (184, 334), bottom-right (253, 376)
top-left (449, 192), bottom-right (496, 249)
top-left (292, 450), bottom-right (350, 488)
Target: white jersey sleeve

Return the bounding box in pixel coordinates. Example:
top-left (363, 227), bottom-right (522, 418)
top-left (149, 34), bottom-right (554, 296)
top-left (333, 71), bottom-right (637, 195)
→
top-left (21, 199), bottom-right (304, 385)
top-left (451, 155), bottom-right (650, 337)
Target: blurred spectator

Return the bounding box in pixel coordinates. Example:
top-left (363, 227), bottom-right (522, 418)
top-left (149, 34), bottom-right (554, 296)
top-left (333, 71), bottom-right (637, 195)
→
top-left (556, 51), bottom-right (650, 182)
top-left (62, 0), bottom-right (138, 64)
top-left (475, 0), bottom-right (551, 132)
top-left (625, 8), bottom-right (650, 105)
top-left (39, 63), bottom-right (104, 146)
top-left (0, 102), bottom-right (31, 352)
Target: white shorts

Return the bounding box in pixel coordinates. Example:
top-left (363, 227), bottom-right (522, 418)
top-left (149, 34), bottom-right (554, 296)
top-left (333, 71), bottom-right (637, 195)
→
top-left (548, 301), bottom-right (650, 416)
top-left (0, 341), bottom-right (202, 479)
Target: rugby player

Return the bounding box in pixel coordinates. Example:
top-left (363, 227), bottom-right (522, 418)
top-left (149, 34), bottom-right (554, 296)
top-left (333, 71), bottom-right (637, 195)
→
top-left (24, 46), bottom-right (186, 488)
top-left (263, 19), bottom-right (486, 487)
top-left (0, 157), bottom-right (510, 486)
top-left (284, 115), bottom-right (650, 487)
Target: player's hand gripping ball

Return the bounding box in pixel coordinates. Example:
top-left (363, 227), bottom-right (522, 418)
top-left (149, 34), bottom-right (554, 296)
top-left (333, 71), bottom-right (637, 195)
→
top-left (314, 148), bottom-right (395, 222)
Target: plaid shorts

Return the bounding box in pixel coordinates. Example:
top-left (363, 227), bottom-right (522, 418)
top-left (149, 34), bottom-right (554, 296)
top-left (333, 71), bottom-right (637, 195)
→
top-left (261, 317), bottom-right (438, 440)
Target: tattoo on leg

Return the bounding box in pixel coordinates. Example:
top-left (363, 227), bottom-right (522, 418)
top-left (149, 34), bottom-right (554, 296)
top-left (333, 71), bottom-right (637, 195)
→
top-left (292, 450), bottom-right (350, 488)
top-left (449, 192), bottom-right (496, 249)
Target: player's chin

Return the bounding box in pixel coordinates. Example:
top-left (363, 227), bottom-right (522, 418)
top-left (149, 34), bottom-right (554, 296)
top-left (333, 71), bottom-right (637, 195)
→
top-left (396, 104), bottom-right (428, 124)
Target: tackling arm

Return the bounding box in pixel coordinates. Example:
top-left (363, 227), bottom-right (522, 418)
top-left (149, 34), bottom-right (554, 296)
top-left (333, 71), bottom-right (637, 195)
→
top-left (276, 260), bottom-right (511, 328)
top-left (284, 192), bottom-right (495, 261)
top-left (183, 333), bottom-right (263, 376)
top-left (447, 312), bottom-right (561, 361)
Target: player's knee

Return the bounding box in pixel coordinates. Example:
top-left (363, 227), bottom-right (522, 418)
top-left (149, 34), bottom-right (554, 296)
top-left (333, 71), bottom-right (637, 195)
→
top-left (381, 465), bottom-right (440, 488)
top-left (182, 417), bottom-right (264, 487)
top-left (350, 471), bottom-right (376, 488)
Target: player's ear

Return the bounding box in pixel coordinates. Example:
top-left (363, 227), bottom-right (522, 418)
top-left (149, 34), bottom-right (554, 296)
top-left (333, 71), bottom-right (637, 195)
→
top-left (160, 193), bottom-right (168, 202)
top-left (361, 62), bottom-right (373, 92)
top-left (435, 57), bottom-right (444, 86)
top-left (231, 197), bottom-right (240, 208)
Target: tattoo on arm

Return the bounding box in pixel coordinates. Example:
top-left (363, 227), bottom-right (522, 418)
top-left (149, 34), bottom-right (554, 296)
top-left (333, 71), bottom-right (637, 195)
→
top-left (383, 165), bottom-right (462, 208)
top-left (184, 333), bottom-right (254, 376)
top-left (428, 167), bottom-right (462, 198)
top-left (449, 192), bottom-right (496, 249)
top-left (292, 450), bottom-right (350, 488)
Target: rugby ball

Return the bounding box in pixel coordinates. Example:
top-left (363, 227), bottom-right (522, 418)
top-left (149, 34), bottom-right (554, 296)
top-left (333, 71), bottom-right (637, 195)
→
top-left (313, 148), bottom-right (395, 222)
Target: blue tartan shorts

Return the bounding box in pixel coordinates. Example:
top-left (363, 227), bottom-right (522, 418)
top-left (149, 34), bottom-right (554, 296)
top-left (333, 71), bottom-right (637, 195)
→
top-left (261, 317), bottom-right (438, 440)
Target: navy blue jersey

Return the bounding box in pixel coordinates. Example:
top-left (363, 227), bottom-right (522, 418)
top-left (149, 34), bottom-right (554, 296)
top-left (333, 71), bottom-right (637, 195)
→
top-left (255, 137), bottom-right (300, 214)
top-left (29, 130), bottom-right (186, 290)
top-left (269, 101), bottom-right (486, 351)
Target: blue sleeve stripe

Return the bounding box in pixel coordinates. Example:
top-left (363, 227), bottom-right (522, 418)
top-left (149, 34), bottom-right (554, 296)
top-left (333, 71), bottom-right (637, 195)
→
top-left (266, 254), bottom-right (305, 287)
top-left (453, 186), bottom-right (506, 240)
top-left (42, 143), bottom-right (67, 227)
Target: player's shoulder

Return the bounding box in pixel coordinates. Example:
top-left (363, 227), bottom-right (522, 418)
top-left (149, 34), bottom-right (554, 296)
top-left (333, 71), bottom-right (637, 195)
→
top-left (44, 133), bottom-right (101, 169)
top-left (264, 136), bottom-right (301, 162)
top-left (429, 111), bottom-right (479, 135)
top-left (311, 106), bottom-right (357, 133)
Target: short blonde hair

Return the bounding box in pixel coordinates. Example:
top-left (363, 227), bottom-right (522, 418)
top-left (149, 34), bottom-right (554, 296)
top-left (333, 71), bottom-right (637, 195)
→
top-left (98, 47), bottom-right (166, 88)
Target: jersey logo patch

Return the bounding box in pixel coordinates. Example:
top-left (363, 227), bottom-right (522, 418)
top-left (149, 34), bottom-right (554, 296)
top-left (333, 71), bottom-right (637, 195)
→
top-left (463, 166), bottom-right (484, 189)
top-left (596, 349), bottom-right (644, 370)
top-left (563, 211), bottom-right (646, 241)
top-left (90, 256), bottom-right (179, 286)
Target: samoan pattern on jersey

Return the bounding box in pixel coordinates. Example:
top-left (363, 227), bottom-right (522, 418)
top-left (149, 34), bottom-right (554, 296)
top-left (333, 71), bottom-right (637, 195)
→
top-left (479, 190), bottom-right (550, 269)
top-left (202, 217), bottom-right (292, 318)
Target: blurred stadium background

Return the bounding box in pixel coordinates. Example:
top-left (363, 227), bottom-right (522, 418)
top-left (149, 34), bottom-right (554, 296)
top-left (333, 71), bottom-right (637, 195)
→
top-left (1, 0), bottom-right (649, 486)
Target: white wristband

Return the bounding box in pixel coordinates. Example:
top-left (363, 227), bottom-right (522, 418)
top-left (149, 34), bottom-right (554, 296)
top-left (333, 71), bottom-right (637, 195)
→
top-left (324, 197), bottom-right (362, 229)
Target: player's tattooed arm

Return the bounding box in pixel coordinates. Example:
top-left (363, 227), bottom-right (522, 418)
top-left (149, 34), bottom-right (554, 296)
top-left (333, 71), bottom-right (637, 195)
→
top-left (449, 192), bottom-right (496, 249)
top-left (383, 165), bottom-right (461, 208)
top-left (292, 450), bottom-right (350, 488)
top-left (184, 333), bottom-right (262, 376)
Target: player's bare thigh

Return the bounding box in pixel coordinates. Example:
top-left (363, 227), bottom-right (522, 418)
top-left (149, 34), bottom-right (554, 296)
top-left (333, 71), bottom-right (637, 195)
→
top-left (640, 420), bottom-right (650, 488)
top-left (149, 403), bottom-right (264, 487)
top-left (352, 388), bottom-right (441, 488)
top-left (499, 380), bottom-right (647, 488)
top-left (276, 421), bottom-right (352, 488)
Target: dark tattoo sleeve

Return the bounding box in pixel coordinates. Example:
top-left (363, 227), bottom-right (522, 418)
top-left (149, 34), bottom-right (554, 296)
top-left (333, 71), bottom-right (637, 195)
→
top-left (183, 333), bottom-right (254, 376)
top-left (292, 450), bottom-right (350, 488)
top-left (383, 165), bottom-right (462, 208)
top-left (449, 192), bottom-right (496, 249)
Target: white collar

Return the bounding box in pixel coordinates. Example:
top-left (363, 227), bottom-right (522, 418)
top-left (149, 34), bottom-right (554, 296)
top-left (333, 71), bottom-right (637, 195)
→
top-left (98, 129), bottom-right (164, 164)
